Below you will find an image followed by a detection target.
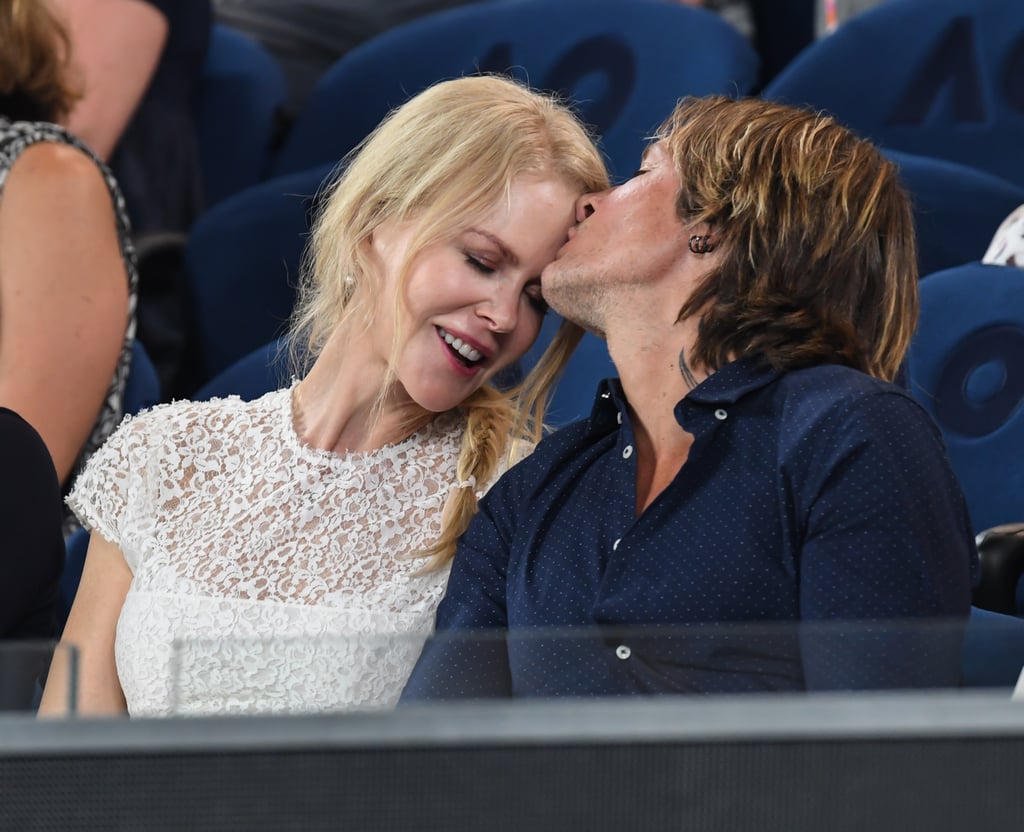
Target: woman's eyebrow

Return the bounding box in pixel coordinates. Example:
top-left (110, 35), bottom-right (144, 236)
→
top-left (464, 228), bottom-right (518, 265)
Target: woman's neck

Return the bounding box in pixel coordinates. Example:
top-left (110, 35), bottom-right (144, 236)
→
top-left (292, 329), bottom-right (432, 454)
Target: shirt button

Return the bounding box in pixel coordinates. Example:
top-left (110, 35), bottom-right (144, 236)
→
top-left (617, 411), bottom-right (623, 425)
top-left (615, 645), bottom-right (631, 660)
top-left (612, 538), bottom-right (621, 550)
top-left (714, 409), bottom-right (728, 421)
top-left (622, 445), bottom-right (633, 459)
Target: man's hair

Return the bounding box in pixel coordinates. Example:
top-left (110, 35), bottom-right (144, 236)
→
top-left (657, 95), bottom-right (917, 382)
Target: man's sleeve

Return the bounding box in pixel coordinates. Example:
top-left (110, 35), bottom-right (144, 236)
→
top-left (797, 392), bottom-right (979, 690)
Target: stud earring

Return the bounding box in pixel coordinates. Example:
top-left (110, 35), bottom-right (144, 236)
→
top-left (688, 235), bottom-right (714, 255)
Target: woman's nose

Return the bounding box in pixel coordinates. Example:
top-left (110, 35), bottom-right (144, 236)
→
top-left (478, 285), bottom-right (519, 333)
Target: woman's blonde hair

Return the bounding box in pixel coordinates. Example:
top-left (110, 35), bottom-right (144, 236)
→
top-left (0, 0), bottom-right (80, 122)
top-left (288, 74), bottom-right (608, 569)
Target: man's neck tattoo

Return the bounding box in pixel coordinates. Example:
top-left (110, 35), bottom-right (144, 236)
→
top-left (678, 348), bottom-right (698, 390)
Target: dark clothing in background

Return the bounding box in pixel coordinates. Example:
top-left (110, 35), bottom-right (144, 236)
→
top-left (0, 407), bottom-right (64, 640)
top-left (110, 0), bottom-right (213, 234)
top-left (212, 0), bottom-right (486, 111)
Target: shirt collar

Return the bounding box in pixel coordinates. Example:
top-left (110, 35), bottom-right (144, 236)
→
top-left (586, 377), bottom-right (628, 431)
top-left (683, 355), bottom-right (781, 406)
top-left (585, 355), bottom-right (780, 431)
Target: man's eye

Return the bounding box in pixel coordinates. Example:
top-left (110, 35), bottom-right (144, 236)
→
top-left (617, 168), bottom-right (648, 185)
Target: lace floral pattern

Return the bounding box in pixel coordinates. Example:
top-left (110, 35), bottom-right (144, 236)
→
top-left (0, 118), bottom-right (138, 538)
top-left (67, 387), bottom-right (476, 716)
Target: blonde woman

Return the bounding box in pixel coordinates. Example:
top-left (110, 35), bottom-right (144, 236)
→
top-left (41, 75), bottom-right (608, 716)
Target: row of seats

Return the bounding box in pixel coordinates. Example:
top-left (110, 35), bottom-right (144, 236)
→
top-left (199, 0), bottom-right (1024, 209)
top-left (199, 0), bottom-right (762, 206)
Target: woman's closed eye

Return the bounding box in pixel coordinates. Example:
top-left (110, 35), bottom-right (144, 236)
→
top-left (464, 253), bottom-right (496, 274)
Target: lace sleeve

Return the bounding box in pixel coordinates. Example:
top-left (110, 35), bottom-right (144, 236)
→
top-left (65, 408), bottom-right (156, 560)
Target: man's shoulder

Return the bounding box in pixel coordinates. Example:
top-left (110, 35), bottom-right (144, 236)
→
top-left (774, 363), bottom-right (916, 412)
top-left (773, 363), bottom-right (939, 451)
top-left (492, 417), bottom-right (605, 492)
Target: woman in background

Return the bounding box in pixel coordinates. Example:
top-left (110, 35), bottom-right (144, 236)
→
top-left (0, 0), bottom-right (137, 533)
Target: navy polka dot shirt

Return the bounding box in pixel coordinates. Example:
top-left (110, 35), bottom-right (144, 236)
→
top-left (402, 357), bottom-right (980, 700)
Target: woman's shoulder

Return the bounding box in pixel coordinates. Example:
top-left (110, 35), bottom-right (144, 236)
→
top-left (0, 118), bottom-right (132, 236)
top-left (0, 119), bottom-right (99, 174)
top-left (70, 388), bottom-right (293, 504)
top-left (1, 117), bottom-right (101, 177)
top-left (0, 125), bottom-right (122, 238)
top-left (128, 388), bottom-right (291, 437)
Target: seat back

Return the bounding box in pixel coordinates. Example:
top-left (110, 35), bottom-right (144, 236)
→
top-left (123, 339), bottom-right (162, 417)
top-left (196, 23), bottom-right (289, 207)
top-left (193, 337), bottom-right (291, 402)
top-left (764, 0), bottom-right (1024, 188)
top-left (885, 149), bottom-right (1024, 278)
top-left (270, 0), bottom-right (760, 183)
top-left (906, 261), bottom-right (1024, 534)
top-left (182, 163), bottom-right (334, 388)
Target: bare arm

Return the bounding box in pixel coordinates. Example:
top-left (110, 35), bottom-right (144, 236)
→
top-left (56, 0), bottom-right (168, 160)
top-left (0, 142), bottom-right (130, 484)
top-left (38, 534), bottom-right (132, 716)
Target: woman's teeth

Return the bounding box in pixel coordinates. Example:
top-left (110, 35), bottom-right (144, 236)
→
top-left (439, 328), bottom-right (483, 363)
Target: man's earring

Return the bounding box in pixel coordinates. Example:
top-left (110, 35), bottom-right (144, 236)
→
top-left (688, 235), bottom-right (714, 255)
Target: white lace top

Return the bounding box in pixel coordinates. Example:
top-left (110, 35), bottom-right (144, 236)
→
top-left (67, 386), bottom-right (489, 717)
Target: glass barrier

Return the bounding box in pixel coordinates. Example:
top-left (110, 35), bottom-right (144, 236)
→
top-left (168, 629), bottom-right (432, 716)
top-left (15, 614), bottom-right (1022, 719)
top-left (0, 641), bottom-right (77, 716)
top-left (87, 614), bottom-right (1019, 717)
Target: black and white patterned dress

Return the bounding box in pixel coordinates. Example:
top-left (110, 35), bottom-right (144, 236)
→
top-left (0, 118), bottom-right (139, 536)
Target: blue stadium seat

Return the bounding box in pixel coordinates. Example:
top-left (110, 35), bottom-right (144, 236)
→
top-left (906, 261), bottom-right (1024, 536)
top-left (885, 149), bottom-right (1024, 278)
top-left (122, 338), bottom-right (162, 417)
top-left (764, 0), bottom-right (1024, 189)
top-left (193, 337), bottom-right (291, 402)
top-left (182, 163), bottom-right (334, 388)
top-left (196, 23), bottom-right (289, 207)
top-left (270, 0), bottom-right (760, 183)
